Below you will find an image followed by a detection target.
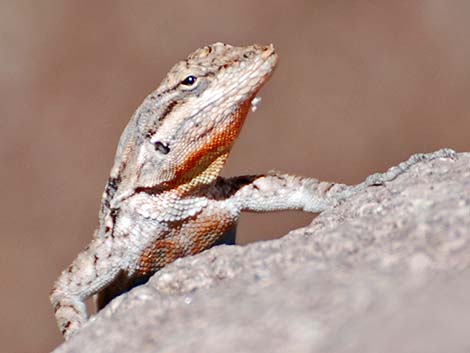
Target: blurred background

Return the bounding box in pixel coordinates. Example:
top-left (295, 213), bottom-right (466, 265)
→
top-left (2, 1), bottom-right (470, 351)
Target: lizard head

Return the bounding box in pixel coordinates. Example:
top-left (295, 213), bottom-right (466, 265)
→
top-left (109, 43), bottom-right (278, 201)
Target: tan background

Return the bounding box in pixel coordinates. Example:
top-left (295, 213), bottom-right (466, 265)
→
top-left (2, 1), bottom-right (470, 352)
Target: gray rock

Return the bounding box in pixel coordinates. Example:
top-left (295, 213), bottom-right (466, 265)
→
top-left (53, 151), bottom-right (470, 353)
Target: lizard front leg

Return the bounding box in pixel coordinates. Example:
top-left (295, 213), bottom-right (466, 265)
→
top-left (50, 237), bottom-right (124, 339)
top-left (221, 149), bottom-right (456, 213)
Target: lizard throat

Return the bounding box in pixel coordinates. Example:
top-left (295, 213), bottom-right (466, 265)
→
top-left (144, 97), bottom-right (252, 195)
top-left (171, 97), bottom-right (252, 188)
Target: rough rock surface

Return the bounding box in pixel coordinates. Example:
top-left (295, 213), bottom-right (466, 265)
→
top-left (53, 151), bottom-right (470, 353)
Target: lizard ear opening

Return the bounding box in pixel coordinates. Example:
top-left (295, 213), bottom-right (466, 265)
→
top-left (154, 141), bottom-right (170, 155)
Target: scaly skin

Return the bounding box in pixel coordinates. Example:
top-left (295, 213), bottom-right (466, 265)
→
top-left (50, 42), bottom-right (456, 339)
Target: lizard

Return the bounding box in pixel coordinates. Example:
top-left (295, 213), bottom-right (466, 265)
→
top-left (50, 42), bottom-right (456, 339)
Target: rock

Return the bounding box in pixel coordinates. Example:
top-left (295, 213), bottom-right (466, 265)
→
top-left (53, 151), bottom-right (470, 353)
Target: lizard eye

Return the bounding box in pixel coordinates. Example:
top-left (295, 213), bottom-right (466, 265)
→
top-left (181, 75), bottom-right (197, 86)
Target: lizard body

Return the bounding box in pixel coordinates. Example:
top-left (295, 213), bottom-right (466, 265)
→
top-left (50, 43), bottom-right (455, 339)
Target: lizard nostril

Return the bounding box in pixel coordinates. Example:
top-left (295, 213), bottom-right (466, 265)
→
top-left (243, 50), bottom-right (256, 59)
